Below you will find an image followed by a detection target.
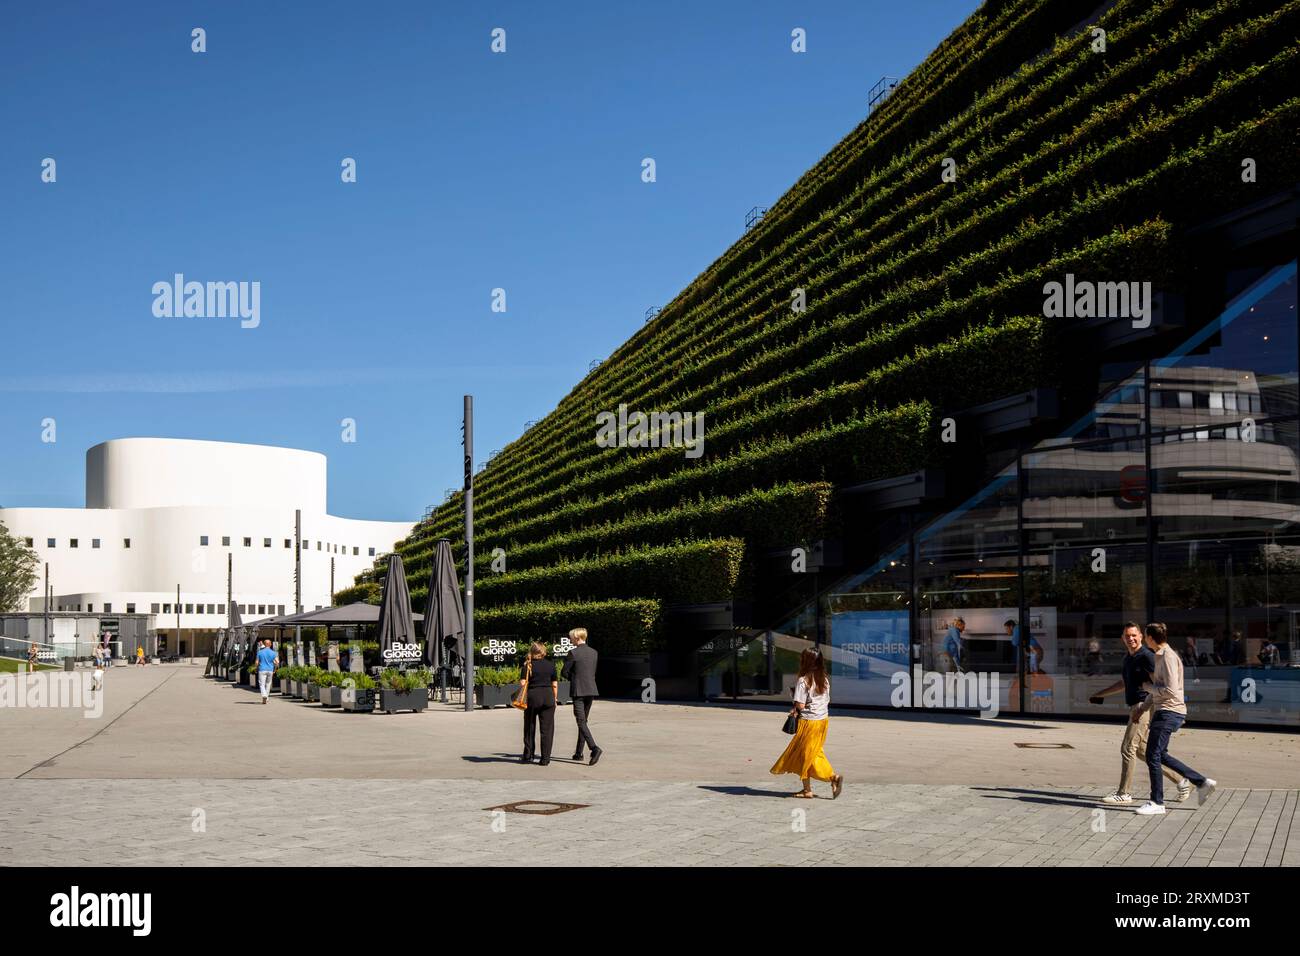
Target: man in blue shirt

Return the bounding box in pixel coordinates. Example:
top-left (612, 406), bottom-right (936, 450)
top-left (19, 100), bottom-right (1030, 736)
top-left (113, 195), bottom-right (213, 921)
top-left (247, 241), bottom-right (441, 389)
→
top-left (943, 617), bottom-right (966, 672)
top-left (1005, 619), bottom-right (1045, 674)
top-left (255, 638), bottom-right (279, 704)
top-left (1090, 622), bottom-right (1187, 804)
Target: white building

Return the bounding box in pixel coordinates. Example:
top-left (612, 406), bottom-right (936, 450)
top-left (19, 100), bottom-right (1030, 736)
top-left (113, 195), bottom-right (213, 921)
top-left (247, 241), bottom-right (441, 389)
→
top-left (0, 437), bottom-right (413, 656)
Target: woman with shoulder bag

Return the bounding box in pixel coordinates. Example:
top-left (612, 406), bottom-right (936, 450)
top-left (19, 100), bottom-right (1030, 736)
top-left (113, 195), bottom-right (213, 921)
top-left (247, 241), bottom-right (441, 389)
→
top-left (770, 647), bottom-right (843, 799)
top-left (518, 642), bottom-right (559, 765)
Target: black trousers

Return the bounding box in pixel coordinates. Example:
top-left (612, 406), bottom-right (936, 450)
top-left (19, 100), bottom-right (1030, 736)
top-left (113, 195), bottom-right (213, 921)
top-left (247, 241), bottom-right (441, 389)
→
top-left (523, 691), bottom-right (556, 760)
top-left (573, 695), bottom-right (598, 755)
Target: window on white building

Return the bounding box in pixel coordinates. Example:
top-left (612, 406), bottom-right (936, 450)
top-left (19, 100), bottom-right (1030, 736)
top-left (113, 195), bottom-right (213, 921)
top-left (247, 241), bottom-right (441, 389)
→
top-left (47, 538), bottom-right (55, 548)
top-left (258, 604), bottom-right (266, 614)
top-left (218, 604), bottom-right (225, 615)
top-left (70, 539), bottom-right (78, 548)
top-left (200, 535), bottom-right (209, 546)
top-left (185, 604), bottom-right (193, 614)
top-left (222, 536), bottom-right (230, 546)
top-left (207, 604), bottom-right (215, 614)
top-left (284, 539), bottom-right (291, 549)
top-left (87, 604), bottom-right (94, 613)
top-left (353, 546), bottom-right (359, 555)
top-left (369, 547), bottom-right (376, 556)
top-left (263, 538), bottom-right (271, 548)
top-left (163, 604), bottom-right (171, 614)
top-left (92, 539), bottom-right (100, 548)
top-left (316, 541), bottom-right (321, 550)
top-left (103, 603), bottom-right (112, 613)
top-left (151, 603), bottom-right (160, 613)
top-left (126, 604), bottom-right (135, 614)
top-left (123, 539), bottom-right (131, 548)
top-left (243, 537), bottom-right (251, 547)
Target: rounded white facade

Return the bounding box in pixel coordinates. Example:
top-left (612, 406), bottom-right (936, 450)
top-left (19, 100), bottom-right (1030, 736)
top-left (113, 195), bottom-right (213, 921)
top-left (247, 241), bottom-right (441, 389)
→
top-left (86, 437), bottom-right (326, 512)
top-left (0, 439), bottom-right (413, 644)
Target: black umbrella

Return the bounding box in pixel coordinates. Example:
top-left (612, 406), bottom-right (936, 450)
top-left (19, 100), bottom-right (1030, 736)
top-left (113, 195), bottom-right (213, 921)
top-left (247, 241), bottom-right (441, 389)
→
top-left (423, 539), bottom-right (465, 701)
top-left (227, 602), bottom-right (245, 672)
top-left (376, 553), bottom-right (416, 670)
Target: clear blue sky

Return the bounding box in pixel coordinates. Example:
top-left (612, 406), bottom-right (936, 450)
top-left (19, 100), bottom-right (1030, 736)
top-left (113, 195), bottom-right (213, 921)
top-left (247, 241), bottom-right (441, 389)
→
top-left (0, 0), bottom-right (979, 521)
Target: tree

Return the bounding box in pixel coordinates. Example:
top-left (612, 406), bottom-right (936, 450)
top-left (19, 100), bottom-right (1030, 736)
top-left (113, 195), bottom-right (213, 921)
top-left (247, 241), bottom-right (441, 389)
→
top-left (0, 520), bottom-right (39, 613)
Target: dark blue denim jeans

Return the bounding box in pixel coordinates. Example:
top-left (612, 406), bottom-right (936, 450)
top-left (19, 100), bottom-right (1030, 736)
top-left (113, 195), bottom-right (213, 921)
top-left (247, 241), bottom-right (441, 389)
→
top-left (1146, 710), bottom-right (1206, 805)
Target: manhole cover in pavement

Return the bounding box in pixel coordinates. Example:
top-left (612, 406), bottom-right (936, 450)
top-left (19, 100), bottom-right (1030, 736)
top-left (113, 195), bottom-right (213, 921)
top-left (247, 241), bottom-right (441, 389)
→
top-left (484, 800), bottom-right (589, 815)
top-left (1014, 742), bottom-right (1074, 749)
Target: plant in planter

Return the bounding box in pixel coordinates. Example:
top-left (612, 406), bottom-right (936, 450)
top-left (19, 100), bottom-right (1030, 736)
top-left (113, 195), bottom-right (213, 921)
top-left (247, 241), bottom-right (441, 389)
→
top-left (303, 666), bottom-right (325, 702)
top-left (316, 670), bottom-right (348, 707)
top-left (341, 672), bottom-right (376, 713)
top-left (474, 665), bottom-right (522, 709)
top-left (554, 659), bottom-right (571, 706)
top-left (278, 665), bottom-right (298, 696)
top-left (378, 667), bottom-right (430, 714)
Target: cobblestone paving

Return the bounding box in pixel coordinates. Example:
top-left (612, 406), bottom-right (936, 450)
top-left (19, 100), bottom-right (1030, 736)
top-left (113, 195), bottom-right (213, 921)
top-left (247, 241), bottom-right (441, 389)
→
top-left (2, 777), bottom-right (1295, 866)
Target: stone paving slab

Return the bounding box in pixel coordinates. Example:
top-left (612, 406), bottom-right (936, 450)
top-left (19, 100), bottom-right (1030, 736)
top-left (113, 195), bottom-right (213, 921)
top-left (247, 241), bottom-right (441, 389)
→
top-left (3, 666), bottom-right (1298, 865)
top-left (1, 777), bottom-right (1296, 866)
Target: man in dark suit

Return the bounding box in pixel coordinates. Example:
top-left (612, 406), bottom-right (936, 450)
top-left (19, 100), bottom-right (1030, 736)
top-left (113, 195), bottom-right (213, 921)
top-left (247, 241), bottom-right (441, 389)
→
top-left (566, 628), bottom-right (602, 765)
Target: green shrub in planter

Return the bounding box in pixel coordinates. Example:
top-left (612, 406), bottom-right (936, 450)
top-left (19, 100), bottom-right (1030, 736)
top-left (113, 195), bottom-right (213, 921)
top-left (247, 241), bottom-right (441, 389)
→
top-left (316, 670), bottom-right (348, 706)
top-left (378, 667), bottom-right (430, 713)
top-left (474, 665), bottom-right (522, 709)
top-left (341, 671), bottom-right (376, 713)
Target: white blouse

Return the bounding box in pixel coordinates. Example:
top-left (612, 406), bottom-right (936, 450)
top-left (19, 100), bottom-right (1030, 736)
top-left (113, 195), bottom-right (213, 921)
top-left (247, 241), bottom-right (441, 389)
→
top-left (794, 676), bottom-right (830, 721)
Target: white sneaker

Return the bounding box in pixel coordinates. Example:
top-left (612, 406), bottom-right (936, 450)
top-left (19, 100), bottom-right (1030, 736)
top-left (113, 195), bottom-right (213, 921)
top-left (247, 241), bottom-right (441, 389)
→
top-left (1101, 792), bottom-right (1133, 804)
top-left (1176, 779), bottom-right (1193, 802)
top-left (1135, 802), bottom-right (1166, 815)
top-left (1197, 778), bottom-right (1217, 806)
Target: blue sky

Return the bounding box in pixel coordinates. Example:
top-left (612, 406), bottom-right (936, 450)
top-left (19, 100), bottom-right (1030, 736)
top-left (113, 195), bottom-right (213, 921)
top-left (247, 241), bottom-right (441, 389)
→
top-left (0, 0), bottom-right (979, 521)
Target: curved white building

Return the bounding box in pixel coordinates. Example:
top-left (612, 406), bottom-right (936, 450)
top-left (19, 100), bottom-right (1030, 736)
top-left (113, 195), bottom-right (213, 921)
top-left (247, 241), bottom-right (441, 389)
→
top-left (0, 438), bottom-right (414, 656)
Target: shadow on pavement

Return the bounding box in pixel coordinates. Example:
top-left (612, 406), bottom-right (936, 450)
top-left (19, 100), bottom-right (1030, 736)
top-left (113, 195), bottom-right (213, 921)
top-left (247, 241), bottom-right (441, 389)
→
top-left (698, 785), bottom-right (803, 799)
top-left (971, 786), bottom-right (1108, 809)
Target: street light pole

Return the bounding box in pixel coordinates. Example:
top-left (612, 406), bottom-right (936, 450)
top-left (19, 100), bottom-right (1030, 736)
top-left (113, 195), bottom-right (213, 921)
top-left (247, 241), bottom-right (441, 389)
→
top-left (463, 394), bottom-right (475, 712)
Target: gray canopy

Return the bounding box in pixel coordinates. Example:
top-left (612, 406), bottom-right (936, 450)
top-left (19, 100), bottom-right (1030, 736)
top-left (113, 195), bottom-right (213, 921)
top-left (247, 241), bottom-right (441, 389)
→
top-left (423, 539), bottom-right (465, 669)
top-left (376, 553), bottom-right (416, 667)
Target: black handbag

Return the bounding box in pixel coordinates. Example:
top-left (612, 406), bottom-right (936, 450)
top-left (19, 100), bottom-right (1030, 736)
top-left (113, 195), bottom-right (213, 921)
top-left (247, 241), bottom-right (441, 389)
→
top-left (782, 711), bottom-right (799, 735)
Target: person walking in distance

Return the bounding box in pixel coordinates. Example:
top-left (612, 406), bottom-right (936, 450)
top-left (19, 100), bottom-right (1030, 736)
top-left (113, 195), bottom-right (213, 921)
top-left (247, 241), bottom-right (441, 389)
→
top-left (566, 628), bottom-right (602, 765)
top-left (770, 648), bottom-right (844, 799)
top-left (1090, 623), bottom-right (1188, 806)
top-left (1135, 623), bottom-right (1217, 815)
top-left (520, 642), bottom-right (559, 765)
top-left (255, 638), bottom-right (278, 704)
top-left (27, 642), bottom-right (39, 671)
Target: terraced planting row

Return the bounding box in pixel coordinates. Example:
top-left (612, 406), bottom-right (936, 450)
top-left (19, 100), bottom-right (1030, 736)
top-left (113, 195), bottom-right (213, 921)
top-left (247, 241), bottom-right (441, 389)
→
top-left (348, 1), bottom-right (1298, 655)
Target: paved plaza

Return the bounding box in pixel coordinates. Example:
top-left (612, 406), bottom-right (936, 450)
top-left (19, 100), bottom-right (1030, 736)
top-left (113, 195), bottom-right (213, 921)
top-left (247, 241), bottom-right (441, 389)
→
top-left (2, 665), bottom-right (1298, 866)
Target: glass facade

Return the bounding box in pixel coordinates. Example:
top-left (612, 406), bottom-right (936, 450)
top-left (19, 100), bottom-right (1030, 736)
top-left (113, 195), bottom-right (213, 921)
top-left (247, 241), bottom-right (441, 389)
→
top-left (784, 262), bottom-right (1300, 727)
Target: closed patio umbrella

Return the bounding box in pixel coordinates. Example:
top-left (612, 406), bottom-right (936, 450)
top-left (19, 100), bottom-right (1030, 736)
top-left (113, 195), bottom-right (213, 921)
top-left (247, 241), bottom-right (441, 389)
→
top-left (376, 553), bottom-right (416, 670)
top-left (423, 539), bottom-right (465, 703)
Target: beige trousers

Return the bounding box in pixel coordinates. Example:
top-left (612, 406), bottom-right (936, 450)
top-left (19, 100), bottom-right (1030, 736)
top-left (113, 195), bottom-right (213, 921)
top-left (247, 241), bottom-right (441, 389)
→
top-left (1119, 707), bottom-right (1182, 795)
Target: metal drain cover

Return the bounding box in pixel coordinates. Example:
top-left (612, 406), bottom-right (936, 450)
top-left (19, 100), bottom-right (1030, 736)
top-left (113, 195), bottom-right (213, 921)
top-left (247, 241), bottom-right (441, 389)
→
top-left (1014, 742), bottom-right (1074, 749)
top-left (484, 800), bottom-right (589, 815)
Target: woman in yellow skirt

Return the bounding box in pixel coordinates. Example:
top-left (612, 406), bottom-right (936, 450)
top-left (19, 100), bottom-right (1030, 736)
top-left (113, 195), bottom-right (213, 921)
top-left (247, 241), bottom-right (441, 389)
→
top-left (771, 647), bottom-right (844, 798)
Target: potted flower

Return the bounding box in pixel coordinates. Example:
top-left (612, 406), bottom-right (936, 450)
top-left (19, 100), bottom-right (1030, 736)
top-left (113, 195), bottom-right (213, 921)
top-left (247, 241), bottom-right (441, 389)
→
top-left (341, 673), bottom-right (376, 713)
top-left (474, 665), bottom-right (521, 709)
top-left (378, 667), bottom-right (430, 714)
top-left (316, 671), bottom-right (347, 707)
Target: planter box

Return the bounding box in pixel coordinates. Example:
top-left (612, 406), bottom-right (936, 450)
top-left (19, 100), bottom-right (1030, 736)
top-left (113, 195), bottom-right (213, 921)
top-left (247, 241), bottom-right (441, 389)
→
top-left (475, 684), bottom-right (516, 709)
top-left (278, 678), bottom-right (291, 696)
top-left (341, 687), bottom-right (375, 713)
top-left (319, 686), bottom-right (342, 707)
top-left (380, 688), bottom-right (428, 714)
top-left (306, 684), bottom-right (320, 703)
